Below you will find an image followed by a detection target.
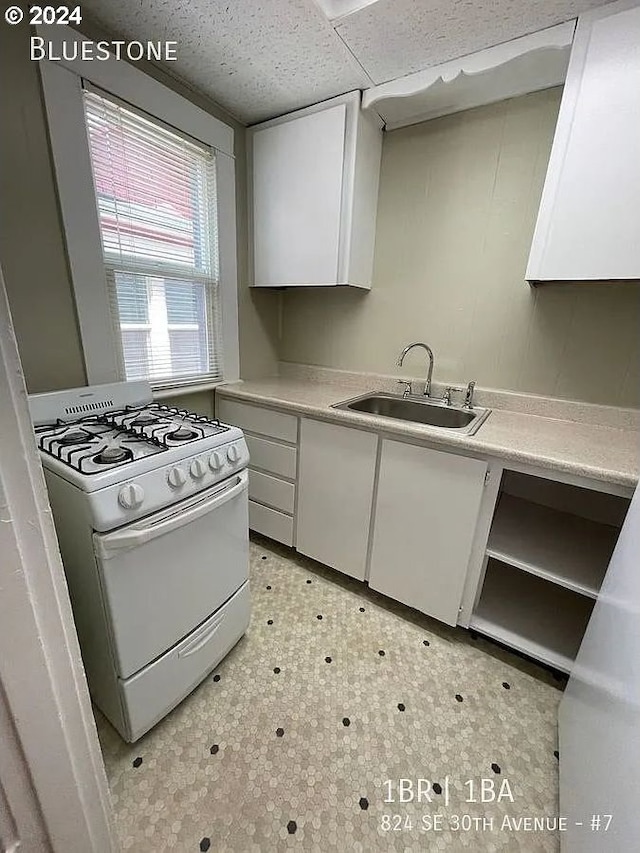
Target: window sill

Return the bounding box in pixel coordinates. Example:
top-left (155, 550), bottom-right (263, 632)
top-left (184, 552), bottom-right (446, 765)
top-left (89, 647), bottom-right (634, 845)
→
top-left (152, 380), bottom-right (224, 400)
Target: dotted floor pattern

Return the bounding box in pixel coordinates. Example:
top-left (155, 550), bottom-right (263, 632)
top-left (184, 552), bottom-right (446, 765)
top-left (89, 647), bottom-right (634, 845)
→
top-left (96, 535), bottom-right (563, 852)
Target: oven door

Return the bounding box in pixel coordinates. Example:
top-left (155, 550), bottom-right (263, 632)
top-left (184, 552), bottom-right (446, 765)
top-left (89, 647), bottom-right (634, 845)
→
top-left (93, 470), bottom-right (249, 679)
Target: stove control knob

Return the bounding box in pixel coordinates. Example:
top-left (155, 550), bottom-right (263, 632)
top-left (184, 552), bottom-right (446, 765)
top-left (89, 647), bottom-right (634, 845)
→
top-left (167, 466), bottom-right (187, 489)
top-left (190, 458), bottom-right (207, 480)
top-left (118, 483), bottom-right (144, 510)
top-left (209, 451), bottom-right (223, 471)
top-left (227, 444), bottom-right (240, 465)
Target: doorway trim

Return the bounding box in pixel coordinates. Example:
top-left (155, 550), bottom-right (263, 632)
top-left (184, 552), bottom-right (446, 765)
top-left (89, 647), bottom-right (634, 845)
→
top-left (0, 266), bottom-right (117, 852)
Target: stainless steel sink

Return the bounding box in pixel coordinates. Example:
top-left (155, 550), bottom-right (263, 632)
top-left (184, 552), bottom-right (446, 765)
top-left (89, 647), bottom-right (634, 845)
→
top-left (332, 392), bottom-right (491, 435)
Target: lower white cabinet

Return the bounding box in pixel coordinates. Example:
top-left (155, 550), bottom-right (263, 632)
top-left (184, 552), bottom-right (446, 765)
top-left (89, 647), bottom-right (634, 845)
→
top-left (216, 397), bottom-right (298, 547)
top-left (297, 418), bottom-right (378, 580)
top-left (369, 439), bottom-right (487, 626)
top-left (248, 470), bottom-right (295, 514)
top-left (248, 501), bottom-right (294, 547)
top-left (471, 470), bottom-right (628, 672)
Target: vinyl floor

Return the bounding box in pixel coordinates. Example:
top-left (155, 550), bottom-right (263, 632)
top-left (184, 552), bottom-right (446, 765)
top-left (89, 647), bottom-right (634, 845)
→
top-left (96, 535), bottom-right (563, 852)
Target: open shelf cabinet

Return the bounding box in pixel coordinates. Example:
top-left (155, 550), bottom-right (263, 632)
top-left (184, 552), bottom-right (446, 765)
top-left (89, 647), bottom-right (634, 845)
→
top-left (472, 470), bottom-right (629, 672)
top-left (471, 558), bottom-right (595, 673)
top-left (487, 493), bottom-right (618, 598)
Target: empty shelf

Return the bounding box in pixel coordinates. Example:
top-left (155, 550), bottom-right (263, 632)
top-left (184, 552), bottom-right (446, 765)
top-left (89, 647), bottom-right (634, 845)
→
top-left (471, 559), bottom-right (595, 673)
top-left (487, 494), bottom-right (618, 598)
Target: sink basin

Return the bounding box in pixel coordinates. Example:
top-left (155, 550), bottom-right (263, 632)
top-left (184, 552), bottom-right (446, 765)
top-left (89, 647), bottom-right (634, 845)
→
top-left (332, 392), bottom-right (491, 435)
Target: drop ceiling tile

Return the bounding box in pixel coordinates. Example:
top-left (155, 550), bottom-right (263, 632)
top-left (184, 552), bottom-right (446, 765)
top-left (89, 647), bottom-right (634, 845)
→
top-left (79, 0), bottom-right (371, 124)
top-left (335, 0), bottom-right (612, 84)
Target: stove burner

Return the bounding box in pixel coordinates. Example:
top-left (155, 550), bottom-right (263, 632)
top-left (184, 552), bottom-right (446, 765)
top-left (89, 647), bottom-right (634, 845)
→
top-left (132, 412), bottom-right (159, 426)
top-left (58, 430), bottom-right (92, 445)
top-left (168, 427), bottom-right (198, 441)
top-left (94, 446), bottom-right (134, 466)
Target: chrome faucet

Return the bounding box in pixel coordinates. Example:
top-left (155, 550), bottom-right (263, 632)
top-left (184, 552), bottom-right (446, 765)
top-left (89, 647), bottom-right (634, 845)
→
top-left (396, 342), bottom-right (434, 397)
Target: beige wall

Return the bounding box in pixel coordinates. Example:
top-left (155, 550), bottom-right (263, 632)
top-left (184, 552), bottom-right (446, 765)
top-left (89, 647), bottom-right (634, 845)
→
top-left (0, 19), bottom-right (87, 393)
top-left (4, 33), bottom-right (637, 411)
top-left (280, 89), bottom-right (640, 409)
top-left (0, 20), bottom-right (279, 411)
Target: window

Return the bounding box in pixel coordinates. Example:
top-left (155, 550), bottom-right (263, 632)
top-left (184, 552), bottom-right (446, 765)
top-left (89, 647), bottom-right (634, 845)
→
top-left (38, 29), bottom-right (238, 388)
top-left (83, 89), bottom-right (222, 386)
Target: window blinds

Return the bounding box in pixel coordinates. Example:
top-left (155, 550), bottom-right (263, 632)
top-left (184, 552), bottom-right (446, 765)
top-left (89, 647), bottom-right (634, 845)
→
top-left (83, 88), bottom-right (222, 386)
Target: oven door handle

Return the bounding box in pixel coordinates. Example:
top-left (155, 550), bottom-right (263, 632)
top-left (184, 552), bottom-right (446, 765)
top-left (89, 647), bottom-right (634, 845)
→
top-left (95, 470), bottom-right (248, 556)
top-left (178, 613), bottom-right (225, 659)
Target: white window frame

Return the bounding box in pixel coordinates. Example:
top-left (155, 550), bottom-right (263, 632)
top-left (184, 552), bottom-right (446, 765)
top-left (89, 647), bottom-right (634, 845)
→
top-left (38, 26), bottom-right (239, 390)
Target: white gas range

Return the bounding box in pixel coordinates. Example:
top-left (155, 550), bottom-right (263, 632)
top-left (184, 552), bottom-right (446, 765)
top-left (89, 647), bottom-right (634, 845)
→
top-left (29, 381), bottom-right (251, 743)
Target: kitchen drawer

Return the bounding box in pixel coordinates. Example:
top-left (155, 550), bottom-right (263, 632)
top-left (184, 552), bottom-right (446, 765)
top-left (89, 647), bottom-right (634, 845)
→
top-left (120, 581), bottom-right (250, 741)
top-left (249, 500), bottom-right (294, 546)
top-left (249, 469), bottom-right (295, 514)
top-left (217, 398), bottom-right (297, 444)
top-left (245, 433), bottom-right (297, 479)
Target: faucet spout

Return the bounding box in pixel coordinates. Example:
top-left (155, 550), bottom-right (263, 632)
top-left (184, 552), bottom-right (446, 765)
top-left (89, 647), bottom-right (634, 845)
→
top-left (396, 342), bottom-right (435, 397)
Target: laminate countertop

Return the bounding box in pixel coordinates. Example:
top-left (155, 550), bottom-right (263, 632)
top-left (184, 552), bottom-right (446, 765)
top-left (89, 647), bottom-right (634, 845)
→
top-left (216, 376), bottom-right (639, 491)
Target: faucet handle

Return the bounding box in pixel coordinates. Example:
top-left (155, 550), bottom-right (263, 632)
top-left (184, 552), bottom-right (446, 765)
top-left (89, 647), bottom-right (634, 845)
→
top-left (464, 380), bottom-right (476, 409)
top-left (442, 386), bottom-right (466, 406)
top-left (397, 379), bottom-right (412, 398)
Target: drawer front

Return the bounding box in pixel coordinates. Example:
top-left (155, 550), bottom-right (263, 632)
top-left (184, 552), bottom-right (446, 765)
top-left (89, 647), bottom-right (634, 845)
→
top-left (217, 398), bottom-right (297, 444)
top-left (121, 581), bottom-right (250, 741)
top-left (249, 469), bottom-right (295, 514)
top-left (249, 501), bottom-right (294, 546)
top-left (245, 434), bottom-right (297, 479)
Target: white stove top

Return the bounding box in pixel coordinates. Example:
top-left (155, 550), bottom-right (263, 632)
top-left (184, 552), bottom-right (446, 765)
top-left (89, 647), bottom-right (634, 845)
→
top-left (33, 403), bottom-right (243, 490)
top-left (29, 383), bottom-right (247, 504)
top-left (35, 404), bottom-right (230, 476)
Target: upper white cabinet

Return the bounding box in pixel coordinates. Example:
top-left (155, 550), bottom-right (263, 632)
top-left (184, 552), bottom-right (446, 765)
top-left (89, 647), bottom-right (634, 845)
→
top-left (249, 92), bottom-right (382, 288)
top-left (369, 440), bottom-right (487, 626)
top-left (527, 0), bottom-right (640, 282)
top-left (297, 418), bottom-right (378, 580)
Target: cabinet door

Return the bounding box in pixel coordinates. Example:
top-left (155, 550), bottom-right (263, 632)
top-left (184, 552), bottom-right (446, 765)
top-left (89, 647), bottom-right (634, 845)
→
top-left (527, 1), bottom-right (640, 280)
top-left (369, 440), bottom-right (487, 626)
top-left (252, 104), bottom-right (346, 286)
top-left (297, 419), bottom-right (378, 580)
